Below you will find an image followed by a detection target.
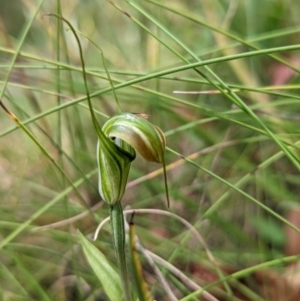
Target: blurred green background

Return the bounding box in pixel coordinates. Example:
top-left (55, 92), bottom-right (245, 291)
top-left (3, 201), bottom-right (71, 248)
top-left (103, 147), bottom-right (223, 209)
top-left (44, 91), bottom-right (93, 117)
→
top-left (1, 0), bottom-right (300, 300)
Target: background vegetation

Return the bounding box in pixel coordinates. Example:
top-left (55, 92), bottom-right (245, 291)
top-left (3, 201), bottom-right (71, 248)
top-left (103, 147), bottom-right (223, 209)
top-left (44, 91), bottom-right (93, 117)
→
top-left (1, 0), bottom-right (300, 300)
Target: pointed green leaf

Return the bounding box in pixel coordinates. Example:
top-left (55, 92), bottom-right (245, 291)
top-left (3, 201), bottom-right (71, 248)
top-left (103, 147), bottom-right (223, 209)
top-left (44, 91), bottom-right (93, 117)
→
top-left (78, 231), bottom-right (123, 301)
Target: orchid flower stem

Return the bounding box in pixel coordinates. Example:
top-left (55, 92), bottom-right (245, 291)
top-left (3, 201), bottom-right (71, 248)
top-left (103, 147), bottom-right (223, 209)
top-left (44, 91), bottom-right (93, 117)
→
top-left (109, 202), bottom-right (132, 301)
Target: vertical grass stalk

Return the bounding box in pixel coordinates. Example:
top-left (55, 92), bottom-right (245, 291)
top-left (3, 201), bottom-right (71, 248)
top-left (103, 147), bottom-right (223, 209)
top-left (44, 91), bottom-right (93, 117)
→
top-left (110, 202), bottom-right (132, 301)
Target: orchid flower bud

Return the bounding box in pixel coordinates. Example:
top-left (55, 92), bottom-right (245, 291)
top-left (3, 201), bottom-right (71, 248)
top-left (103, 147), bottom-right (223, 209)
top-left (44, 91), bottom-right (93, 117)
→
top-left (97, 113), bottom-right (166, 205)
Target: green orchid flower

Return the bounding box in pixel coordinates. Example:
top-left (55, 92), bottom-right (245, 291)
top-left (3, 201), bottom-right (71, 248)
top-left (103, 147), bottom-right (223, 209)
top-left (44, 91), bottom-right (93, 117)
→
top-left (98, 112), bottom-right (167, 205)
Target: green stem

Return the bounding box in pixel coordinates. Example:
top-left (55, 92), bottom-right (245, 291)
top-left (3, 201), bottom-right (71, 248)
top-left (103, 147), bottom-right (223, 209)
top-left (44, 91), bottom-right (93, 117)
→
top-left (109, 202), bottom-right (132, 301)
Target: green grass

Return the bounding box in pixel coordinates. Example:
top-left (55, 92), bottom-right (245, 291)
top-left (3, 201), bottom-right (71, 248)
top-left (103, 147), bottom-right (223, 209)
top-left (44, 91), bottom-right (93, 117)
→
top-left (1, 1), bottom-right (300, 300)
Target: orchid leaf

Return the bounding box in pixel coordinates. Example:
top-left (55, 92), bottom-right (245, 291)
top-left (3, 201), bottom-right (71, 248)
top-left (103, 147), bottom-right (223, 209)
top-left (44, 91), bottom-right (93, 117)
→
top-left (78, 231), bottom-right (123, 301)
